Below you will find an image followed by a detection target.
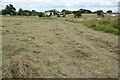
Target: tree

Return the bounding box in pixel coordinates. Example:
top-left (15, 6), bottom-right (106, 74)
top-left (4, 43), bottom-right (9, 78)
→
top-left (107, 10), bottom-right (112, 14)
top-left (62, 9), bottom-right (72, 14)
top-left (79, 9), bottom-right (92, 13)
top-left (23, 10), bottom-right (31, 16)
top-left (2, 9), bottom-right (6, 15)
top-left (38, 12), bottom-right (45, 17)
top-left (2, 4), bottom-right (16, 15)
top-left (31, 10), bottom-right (37, 16)
top-left (18, 8), bottom-right (23, 15)
top-left (97, 10), bottom-right (104, 17)
top-left (18, 9), bottom-right (32, 16)
top-left (73, 11), bottom-right (82, 18)
top-left (49, 9), bottom-right (59, 15)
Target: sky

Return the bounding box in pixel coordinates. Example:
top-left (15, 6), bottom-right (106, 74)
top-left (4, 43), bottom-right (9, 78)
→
top-left (0, 0), bottom-right (119, 12)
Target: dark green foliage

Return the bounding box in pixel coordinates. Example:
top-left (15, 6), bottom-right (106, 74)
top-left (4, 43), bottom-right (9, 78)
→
top-left (79, 9), bottom-right (92, 13)
top-left (18, 8), bottom-right (23, 15)
top-left (62, 9), bottom-right (72, 14)
top-left (22, 10), bottom-right (31, 16)
top-left (2, 9), bottom-right (6, 15)
top-left (97, 10), bottom-right (104, 17)
top-left (2, 4), bottom-right (16, 15)
top-left (50, 12), bottom-right (52, 16)
top-left (49, 9), bottom-right (59, 15)
top-left (38, 12), bottom-right (45, 17)
top-left (73, 11), bottom-right (82, 18)
top-left (18, 9), bottom-right (37, 16)
top-left (97, 10), bottom-right (104, 15)
top-left (106, 10), bottom-right (112, 14)
top-left (31, 10), bottom-right (37, 16)
top-left (18, 8), bottom-right (31, 16)
top-left (83, 18), bottom-right (119, 35)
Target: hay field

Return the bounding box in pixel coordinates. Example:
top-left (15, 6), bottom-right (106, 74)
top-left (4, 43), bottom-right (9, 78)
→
top-left (2, 15), bottom-right (118, 78)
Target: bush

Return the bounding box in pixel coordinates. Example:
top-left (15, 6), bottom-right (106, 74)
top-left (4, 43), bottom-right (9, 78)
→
top-left (73, 11), bottom-right (82, 18)
top-left (38, 12), bottom-right (45, 17)
top-left (97, 10), bottom-right (104, 18)
top-left (62, 15), bottom-right (65, 17)
top-left (57, 14), bottom-right (61, 17)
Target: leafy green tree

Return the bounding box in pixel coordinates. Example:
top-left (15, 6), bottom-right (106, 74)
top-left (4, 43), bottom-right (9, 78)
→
top-left (38, 12), bottom-right (45, 17)
top-left (79, 9), bottom-right (92, 13)
top-left (62, 9), bottom-right (72, 14)
top-left (18, 8), bottom-right (23, 15)
top-left (97, 10), bottom-right (104, 17)
top-left (106, 10), bottom-right (112, 14)
top-left (18, 8), bottom-right (32, 16)
top-left (22, 10), bottom-right (31, 16)
top-left (2, 9), bottom-right (6, 15)
top-left (31, 10), bottom-right (37, 16)
top-left (73, 11), bottom-right (82, 18)
top-left (2, 4), bottom-right (16, 15)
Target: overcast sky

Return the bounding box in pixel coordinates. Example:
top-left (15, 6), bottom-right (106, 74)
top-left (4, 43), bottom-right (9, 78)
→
top-left (0, 0), bottom-right (119, 12)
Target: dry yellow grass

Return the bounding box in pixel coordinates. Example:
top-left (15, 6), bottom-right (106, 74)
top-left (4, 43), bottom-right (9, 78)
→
top-left (2, 15), bottom-right (118, 78)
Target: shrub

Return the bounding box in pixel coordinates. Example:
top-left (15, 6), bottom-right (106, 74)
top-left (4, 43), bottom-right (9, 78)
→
top-left (38, 12), bottom-right (45, 17)
top-left (73, 11), bottom-right (82, 18)
top-left (97, 10), bottom-right (104, 18)
top-left (57, 14), bottom-right (61, 17)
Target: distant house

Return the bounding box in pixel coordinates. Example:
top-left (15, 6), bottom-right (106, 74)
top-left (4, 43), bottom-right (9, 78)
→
top-left (56, 12), bottom-right (65, 17)
top-left (6, 14), bottom-right (10, 16)
top-left (44, 11), bottom-right (54, 17)
top-left (57, 12), bottom-right (63, 15)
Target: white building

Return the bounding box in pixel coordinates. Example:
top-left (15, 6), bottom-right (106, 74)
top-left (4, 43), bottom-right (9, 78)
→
top-left (111, 14), bottom-right (116, 17)
top-left (44, 11), bottom-right (54, 16)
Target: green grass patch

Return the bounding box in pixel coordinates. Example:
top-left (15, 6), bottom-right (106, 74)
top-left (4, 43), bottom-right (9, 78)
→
top-left (82, 18), bottom-right (119, 35)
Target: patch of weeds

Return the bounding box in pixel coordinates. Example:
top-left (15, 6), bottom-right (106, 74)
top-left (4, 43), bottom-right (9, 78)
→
top-left (82, 18), bottom-right (119, 35)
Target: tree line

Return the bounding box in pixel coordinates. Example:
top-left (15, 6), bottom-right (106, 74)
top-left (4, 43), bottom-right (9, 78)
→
top-left (1, 4), bottom-right (113, 18)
